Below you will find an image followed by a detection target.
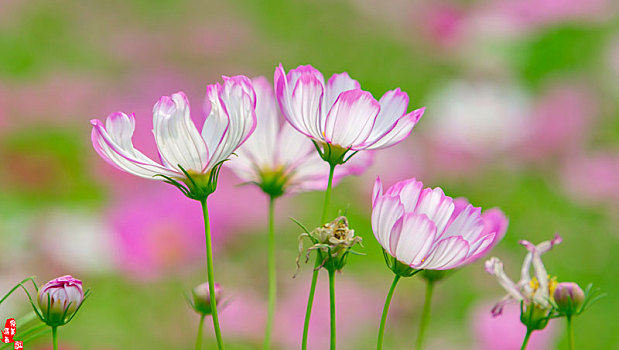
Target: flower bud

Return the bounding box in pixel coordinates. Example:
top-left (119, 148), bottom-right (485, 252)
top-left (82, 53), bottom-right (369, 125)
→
top-left (191, 282), bottom-right (222, 315)
top-left (553, 282), bottom-right (585, 316)
top-left (37, 275), bottom-right (84, 327)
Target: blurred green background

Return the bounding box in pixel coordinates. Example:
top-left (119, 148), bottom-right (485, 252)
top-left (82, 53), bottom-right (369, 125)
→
top-left (0, 0), bottom-right (617, 349)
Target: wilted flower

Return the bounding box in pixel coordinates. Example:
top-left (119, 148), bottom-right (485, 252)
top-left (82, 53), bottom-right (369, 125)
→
top-left (553, 282), bottom-right (584, 316)
top-left (485, 235), bottom-right (562, 321)
top-left (90, 76), bottom-right (257, 199)
top-left (297, 216), bottom-right (363, 272)
top-left (228, 77), bottom-right (370, 197)
top-left (274, 64), bottom-right (424, 165)
top-left (37, 275), bottom-right (86, 327)
top-left (191, 282), bottom-right (223, 316)
top-left (372, 177), bottom-right (507, 275)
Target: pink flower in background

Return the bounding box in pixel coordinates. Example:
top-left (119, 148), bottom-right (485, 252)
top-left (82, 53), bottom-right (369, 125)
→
top-left (91, 76), bottom-right (256, 181)
top-left (472, 302), bottom-right (556, 350)
top-left (274, 64), bottom-right (424, 151)
top-left (416, 1), bottom-right (466, 48)
top-left (521, 84), bottom-right (596, 162)
top-left (218, 292), bottom-right (267, 341)
top-left (561, 153), bottom-right (619, 204)
top-left (107, 178), bottom-right (263, 279)
top-left (228, 76), bottom-right (372, 196)
top-left (372, 177), bottom-right (507, 270)
top-left (275, 275), bottom-right (382, 349)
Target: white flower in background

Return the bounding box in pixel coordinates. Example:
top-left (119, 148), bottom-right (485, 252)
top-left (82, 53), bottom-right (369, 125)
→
top-left (426, 80), bottom-right (530, 156)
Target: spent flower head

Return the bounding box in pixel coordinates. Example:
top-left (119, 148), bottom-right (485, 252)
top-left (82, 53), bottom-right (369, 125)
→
top-left (296, 216), bottom-right (363, 273)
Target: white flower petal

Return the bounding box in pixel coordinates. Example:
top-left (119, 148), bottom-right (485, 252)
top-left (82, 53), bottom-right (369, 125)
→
top-left (323, 90), bottom-right (380, 148)
top-left (393, 213), bottom-right (437, 266)
top-left (416, 236), bottom-right (469, 270)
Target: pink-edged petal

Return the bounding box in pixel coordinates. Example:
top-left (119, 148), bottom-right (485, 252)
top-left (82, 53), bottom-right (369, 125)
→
top-left (414, 187), bottom-right (455, 235)
top-left (325, 72), bottom-right (360, 108)
top-left (371, 195), bottom-right (405, 254)
top-left (393, 213), bottom-right (437, 266)
top-left (464, 232), bottom-right (496, 264)
top-left (323, 90), bottom-right (380, 148)
top-left (290, 74), bottom-right (325, 140)
top-left (361, 88), bottom-right (408, 145)
top-left (363, 107), bottom-right (424, 150)
top-left (416, 236), bottom-right (469, 270)
top-left (202, 76), bottom-right (257, 170)
top-left (440, 203), bottom-right (484, 241)
top-left (91, 114), bottom-right (178, 179)
top-left (152, 92), bottom-right (209, 172)
top-left (372, 177), bottom-right (384, 207)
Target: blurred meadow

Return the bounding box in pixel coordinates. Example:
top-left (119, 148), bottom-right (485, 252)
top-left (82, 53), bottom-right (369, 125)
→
top-left (0, 0), bottom-right (618, 349)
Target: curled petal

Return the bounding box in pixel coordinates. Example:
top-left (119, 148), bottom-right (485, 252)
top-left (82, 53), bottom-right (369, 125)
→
top-left (91, 114), bottom-right (178, 179)
top-left (152, 92), bottom-right (209, 172)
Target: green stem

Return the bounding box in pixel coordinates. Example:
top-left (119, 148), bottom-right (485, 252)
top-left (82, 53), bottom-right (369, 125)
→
top-left (415, 280), bottom-right (434, 350)
top-left (195, 314), bottom-right (205, 350)
top-left (200, 199), bottom-right (225, 350)
top-left (51, 326), bottom-right (58, 350)
top-left (328, 269), bottom-right (336, 350)
top-left (377, 275), bottom-right (401, 350)
top-left (567, 316), bottom-right (574, 350)
top-left (321, 163), bottom-right (336, 223)
top-left (263, 196), bottom-right (277, 350)
top-left (301, 163), bottom-right (337, 350)
top-left (521, 328), bottom-right (533, 350)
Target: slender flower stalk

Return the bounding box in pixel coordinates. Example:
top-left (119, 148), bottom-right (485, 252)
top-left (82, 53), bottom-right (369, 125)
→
top-left (520, 329), bottom-right (533, 350)
top-left (195, 314), bottom-right (205, 350)
top-left (200, 199), bottom-right (224, 350)
top-left (51, 327), bottom-right (58, 350)
top-left (377, 275), bottom-right (401, 350)
top-left (328, 269), bottom-right (336, 350)
top-left (263, 196), bottom-right (276, 350)
top-left (415, 281), bottom-right (434, 350)
top-left (566, 316), bottom-right (574, 350)
top-left (302, 167), bottom-right (335, 350)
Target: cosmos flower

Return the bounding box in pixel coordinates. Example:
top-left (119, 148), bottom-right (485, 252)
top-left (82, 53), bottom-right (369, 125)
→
top-left (274, 64), bottom-right (424, 159)
top-left (485, 235), bottom-right (562, 316)
top-left (372, 177), bottom-right (507, 271)
top-left (90, 76), bottom-right (257, 194)
top-left (228, 76), bottom-right (371, 197)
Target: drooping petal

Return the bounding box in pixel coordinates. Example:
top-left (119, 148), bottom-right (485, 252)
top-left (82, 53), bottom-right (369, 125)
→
top-left (416, 235), bottom-right (469, 270)
top-left (323, 90), bottom-right (380, 148)
top-left (325, 72), bottom-right (360, 109)
top-left (485, 257), bottom-right (524, 301)
top-left (363, 107), bottom-right (424, 150)
top-left (152, 92), bottom-right (209, 172)
top-left (393, 213), bottom-right (437, 266)
top-left (91, 113), bottom-right (178, 179)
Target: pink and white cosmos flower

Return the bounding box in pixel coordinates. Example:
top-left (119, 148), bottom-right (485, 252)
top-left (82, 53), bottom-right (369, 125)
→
top-left (371, 177), bottom-right (508, 270)
top-left (274, 64), bottom-right (424, 152)
top-left (90, 76), bottom-right (257, 181)
top-left (228, 76), bottom-right (372, 196)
